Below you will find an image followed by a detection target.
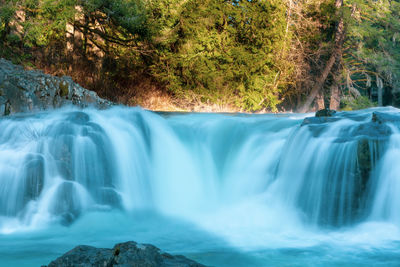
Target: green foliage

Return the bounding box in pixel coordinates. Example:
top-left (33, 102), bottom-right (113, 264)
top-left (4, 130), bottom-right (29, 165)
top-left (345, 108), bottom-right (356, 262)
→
top-left (22, 0), bottom-right (76, 46)
top-left (1, 0), bottom-right (399, 111)
top-left (150, 0), bottom-right (287, 111)
top-left (81, 0), bottom-right (151, 41)
top-left (344, 0), bottom-right (400, 103)
top-left (341, 95), bottom-right (377, 111)
top-left (0, 1), bottom-right (16, 23)
top-left (0, 0), bottom-right (151, 48)
top-left (0, 0), bottom-right (16, 41)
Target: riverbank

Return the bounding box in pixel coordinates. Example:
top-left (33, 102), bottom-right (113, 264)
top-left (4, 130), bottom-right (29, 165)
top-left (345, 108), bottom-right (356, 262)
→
top-left (0, 58), bottom-right (298, 114)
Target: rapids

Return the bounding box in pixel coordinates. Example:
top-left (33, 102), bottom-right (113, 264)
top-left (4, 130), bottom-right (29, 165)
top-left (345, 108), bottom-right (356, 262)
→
top-left (1, 106), bottom-right (400, 266)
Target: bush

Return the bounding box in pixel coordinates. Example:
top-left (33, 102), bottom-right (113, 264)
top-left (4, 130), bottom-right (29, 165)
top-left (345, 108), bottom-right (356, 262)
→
top-left (341, 95), bottom-right (377, 111)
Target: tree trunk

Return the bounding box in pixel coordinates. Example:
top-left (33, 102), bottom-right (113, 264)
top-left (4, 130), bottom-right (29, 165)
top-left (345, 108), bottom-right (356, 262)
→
top-left (1, 19), bottom-right (10, 43)
top-left (329, 84), bottom-right (340, 110)
top-left (66, 23), bottom-right (74, 53)
top-left (298, 0), bottom-right (345, 113)
top-left (316, 92), bottom-right (325, 110)
top-left (10, 9), bottom-right (25, 37)
top-left (73, 5), bottom-right (84, 61)
top-left (376, 74), bottom-right (383, 106)
top-left (378, 87), bottom-right (383, 106)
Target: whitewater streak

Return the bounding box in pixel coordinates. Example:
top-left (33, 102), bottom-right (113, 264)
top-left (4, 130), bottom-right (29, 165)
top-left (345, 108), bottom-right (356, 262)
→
top-left (1, 106), bottom-right (400, 266)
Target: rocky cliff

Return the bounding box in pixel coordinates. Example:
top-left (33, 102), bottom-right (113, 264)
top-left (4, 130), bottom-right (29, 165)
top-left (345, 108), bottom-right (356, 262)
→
top-left (0, 59), bottom-right (112, 116)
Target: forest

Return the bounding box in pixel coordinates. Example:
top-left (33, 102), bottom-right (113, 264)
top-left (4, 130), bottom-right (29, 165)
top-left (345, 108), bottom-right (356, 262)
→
top-left (1, 0), bottom-right (399, 112)
top-left (3, 1), bottom-right (400, 266)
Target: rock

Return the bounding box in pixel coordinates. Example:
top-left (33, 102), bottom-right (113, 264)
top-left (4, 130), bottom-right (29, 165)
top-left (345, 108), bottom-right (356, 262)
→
top-left (315, 108), bottom-right (337, 117)
top-left (44, 241), bottom-right (207, 267)
top-left (301, 108), bottom-right (340, 127)
top-left (371, 111), bottom-right (400, 124)
top-left (301, 109), bottom-right (397, 141)
top-left (346, 120), bottom-right (392, 141)
top-left (0, 58), bottom-right (113, 116)
top-left (301, 116), bottom-right (341, 126)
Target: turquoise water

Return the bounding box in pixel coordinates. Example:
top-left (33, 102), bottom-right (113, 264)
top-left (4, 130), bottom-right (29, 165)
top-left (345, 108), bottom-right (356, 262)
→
top-left (0, 106), bottom-right (400, 266)
top-left (2, 211), bottom-right (400, 266)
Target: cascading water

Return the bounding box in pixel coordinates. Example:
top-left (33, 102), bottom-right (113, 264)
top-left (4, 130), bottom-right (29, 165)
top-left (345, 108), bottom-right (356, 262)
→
top-left (1, 106), bottom-right (400, 266)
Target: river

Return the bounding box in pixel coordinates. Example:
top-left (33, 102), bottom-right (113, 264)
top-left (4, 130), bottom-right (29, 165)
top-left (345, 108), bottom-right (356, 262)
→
top-left (0, 106), bottom-right (399, 266)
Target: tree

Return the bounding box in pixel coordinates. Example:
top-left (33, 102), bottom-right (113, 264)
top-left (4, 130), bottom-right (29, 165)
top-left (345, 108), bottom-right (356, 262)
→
top-left (2, 0), bottom-right (399, 112)
top-left (298, 0), bottom-right (345, 112)
top-left (150, 0), bottom-right (288, 111)
top-left (343, 0), bottom-right (400, 107)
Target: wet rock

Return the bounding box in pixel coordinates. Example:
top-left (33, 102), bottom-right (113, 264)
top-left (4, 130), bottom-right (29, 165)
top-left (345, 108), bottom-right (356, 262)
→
top-left (301, 109), bottom-right (395, 141)
top-left (98, 187), bottom-right (122, 208)
top-left (350, 139), bottom-right (375, 221)
top-left (23, 154), bottom-right (45, 201)
top-left (301, 116), bottom-right (341, 126)
top-left (66, 111), bottom-right (90, 125)
top-left (45, 241), bottom-right (207, 267)
top-left (372, 111), bottom-right (400, 124)
top-left (298, 110), bottom-right (394, 226)
top-left (346, 121), bottom-right (392, 141)
top-left (301, 108), bottom-right (339, 127)
top-left (50, 182), bottom-right (82, 225)
top-left (315, 108), bottom-right (337, 117)
top-left (0, 58), bottom-right (113, 116)
top-left (356, 139), bottom-right (373, 190)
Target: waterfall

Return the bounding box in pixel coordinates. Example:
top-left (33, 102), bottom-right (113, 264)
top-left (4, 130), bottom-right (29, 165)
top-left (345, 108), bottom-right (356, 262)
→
top-left (1, 106), bottom-right (400, 266)
top-left (0, 106), bottom-right (399, 229)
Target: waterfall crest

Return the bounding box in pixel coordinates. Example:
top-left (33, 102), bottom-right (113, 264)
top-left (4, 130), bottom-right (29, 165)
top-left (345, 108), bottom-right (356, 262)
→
top-left (0, 106), bottom-right (399, 236)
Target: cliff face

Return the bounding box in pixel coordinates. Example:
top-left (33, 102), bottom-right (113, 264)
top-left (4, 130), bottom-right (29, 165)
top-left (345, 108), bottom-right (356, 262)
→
top-left (0, 59), bottom-right (112, 116)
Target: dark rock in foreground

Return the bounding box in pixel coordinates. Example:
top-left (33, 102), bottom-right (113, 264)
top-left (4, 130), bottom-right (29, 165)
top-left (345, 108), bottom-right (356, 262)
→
top-left (0, 58), bottom-right (112, 116)
top-left (44, 241), bottom-right (207, 267)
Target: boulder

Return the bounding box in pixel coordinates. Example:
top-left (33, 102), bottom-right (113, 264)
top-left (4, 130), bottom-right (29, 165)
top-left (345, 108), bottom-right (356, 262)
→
top-left (0, 58), bottom-right (113, 116)
top-left (44, 241), bottom-right (207, 267)
top-left (315, 108), bottom-right (337, 117)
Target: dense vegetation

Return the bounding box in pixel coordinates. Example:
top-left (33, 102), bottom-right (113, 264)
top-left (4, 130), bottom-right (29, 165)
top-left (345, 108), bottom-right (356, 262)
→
top-left (1, 0), bottom-right (399, 112)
